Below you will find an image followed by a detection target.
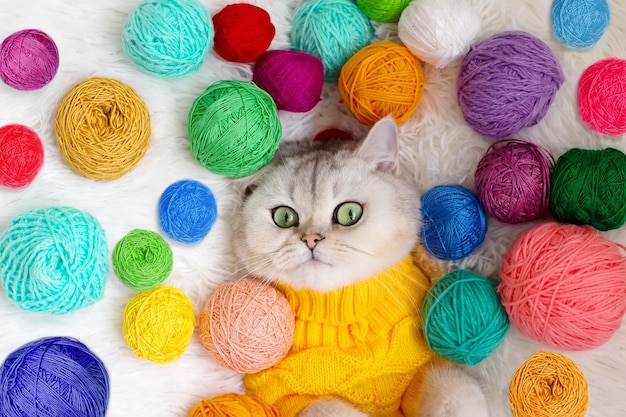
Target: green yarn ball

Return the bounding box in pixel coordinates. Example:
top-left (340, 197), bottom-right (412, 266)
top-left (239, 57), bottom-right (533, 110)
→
top-left (356, 0), bottom-right (412, 23)
top-left (112, 229), bottom-right (173, 291)
top-left (422, 269), bottom-right (509, 366)
top-left (188, 80), bottom-right (282, 178)
top-left (550, 147), bottom-right (626, 231)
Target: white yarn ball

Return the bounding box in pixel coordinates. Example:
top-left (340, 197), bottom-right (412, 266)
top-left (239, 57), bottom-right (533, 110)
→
top-left (398, 0), bottom-right (481, 68)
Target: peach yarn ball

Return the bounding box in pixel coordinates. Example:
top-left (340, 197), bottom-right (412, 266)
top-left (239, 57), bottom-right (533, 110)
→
top-left (199, 278), bottom-right (295, 374)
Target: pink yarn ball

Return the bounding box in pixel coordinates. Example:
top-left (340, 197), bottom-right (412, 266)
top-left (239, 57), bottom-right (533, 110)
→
top-left (498, 222), bottom-right (626, 351)
top-left (475, 139), bottom-right (554, 224)
top-left (199, 278), bottom-right (295, 374)
top-left (252, 50), bottom-right (324, 112)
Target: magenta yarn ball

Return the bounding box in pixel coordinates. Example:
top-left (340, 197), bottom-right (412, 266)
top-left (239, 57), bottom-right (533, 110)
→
top-left (252, 50), bottom-right (324, 113)
top-left (457, 31), bottom-right (564, 138)
top-left (0, 29), bottom-right (59, 91)
top-left (475, 139), bottom-right (554, 224)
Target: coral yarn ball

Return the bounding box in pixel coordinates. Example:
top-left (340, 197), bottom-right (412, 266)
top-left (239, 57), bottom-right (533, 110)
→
top-left (0, 124), bottom-right (44, 188)
top-left (475, 139), bottom-right (554, 224)
top-left (253, 50), bottom-right (324, 113)
top-left (457, 31), bottom-right (564, 138)
top-left (123, 286), bottom-right (196, 364)
top-left (498, 222), bottom-right (626, 351)
top-left (356, 0), bottom-right (411, 23)
top-left (0, 337), bottom-right (110, 417)
top-left (338, 41), bottom-right (425, 127)
top-left (291, 0), bottom-right (374, 81)
top-left (199, 278), bottom-right (295, 374)
top-left (578, 58), bottom-right (626, 136)
top-left (212, 3), bottom-right (275, 63)
top-left (122, 0), bottom-right (213, 78)
top-left (0, 29), bottom-right (59, 91)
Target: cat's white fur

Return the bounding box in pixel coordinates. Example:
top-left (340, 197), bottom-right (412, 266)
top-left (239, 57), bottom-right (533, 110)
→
top-left (233, 117), bottom-right (489, 417)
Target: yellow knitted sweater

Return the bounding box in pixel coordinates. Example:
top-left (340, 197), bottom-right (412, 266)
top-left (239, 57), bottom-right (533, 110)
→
top-left (243, 255), bottom-right (434, 417)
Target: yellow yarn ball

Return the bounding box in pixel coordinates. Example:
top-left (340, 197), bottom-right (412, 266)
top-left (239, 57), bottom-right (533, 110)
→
top-left (123, 285), bottom-right (196, 364)
top-left (188, 393), bottom-right (278, 417)
top-left (338, 40), bottom-right (425, 126)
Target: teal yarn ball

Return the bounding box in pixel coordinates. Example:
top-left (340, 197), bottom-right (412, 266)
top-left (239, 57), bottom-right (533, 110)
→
top-left (0, 207), bottom-right (108, 314)
top-left (552, 0), bottom-right (610, 49)
top-left (188, 80), bottom-right (282, 178)
top-left (291, 0), bottom-right (374, 81)
top-left (422, 269), bottom-right (509, 366)
top-left (122, 0), bottom-right (213, 78)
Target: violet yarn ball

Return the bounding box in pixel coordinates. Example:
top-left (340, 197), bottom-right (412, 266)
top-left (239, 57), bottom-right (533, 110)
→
top-left (0, 29), bottom-right (59, 91)
top-left (253, 50), bottom-right (324, 113)
top-left (475, 139), bottom-right (555, 224)
top-left (457, 31), bottom-right (564, 138)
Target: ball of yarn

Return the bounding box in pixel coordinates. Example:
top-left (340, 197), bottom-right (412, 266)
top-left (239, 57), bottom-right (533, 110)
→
top-left (552, 0), bottom-right (609, 49)
top-left (0, 336), bottom-right (109, 417)
top-left (356, 0), bottom-right (411, 23)
top-left (0, 29), bottom-right (59, 91)
top-left (253, 50), bottom-right (324, 113)
top-left (313, 127), bottom-right (355, 142)
top-left (498, 221), bottom-right (626, 350)
top-left (188, 80), bottom-right (281, 178)
top-left (122, 0), bottom-right (213, 78)
top-left (509, 351), bottom-right (588, 417)
top-left (159, 179), bottom-right (217, 244)
top-left (398, 0), bottom-right (481, 68)
top-left (577, 58), bottom-right (626, 136)
top-left (112, 229), bottom-right (173, 291)
top-left (212, 3), bottom-right (275, 63)
top-left (550, 147), bottom-right (626, 231)
top-left (0, 206), bottom-right (108, 314)
top-left (188, 393), bottom-right (278, 417)
top-left (0, 124), bottom-right (44, 188)
top-left (199, 278), bottom-right (295, 374)
top-left (55, 77), bottom-right (151, 181)
top-left (422, 270), bottom-right (509, 366)
top-left (457, 31), bottom-right (564, 138)
top-left (420, 185), bottom-right (487, 260)
top-left (291, 0), bottom-right (374, 81)
top-left (338, 41), bottom-right (425, 127)
top-left (123, 285), bottom-right (196, 363)
top-left (475, 139), bottom-right (554, 224)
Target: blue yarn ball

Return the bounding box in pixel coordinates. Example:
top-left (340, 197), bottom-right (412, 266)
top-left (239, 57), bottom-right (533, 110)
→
top-left (420, 185), bottom-right (487, 260)
top-left (422, 270), bottom-right (509, 366)
top-left (0, 207), bottom-right (108, 314)
top-left (551, 0), bottom-right (610, 49)
top-left (0, 336), bottom-right (110, 417)
top-left (122, 0), bottom-right (213, 78)
top-left (291, 0), bottom-right (374, 81)
top-left (159, 179), bottom-right (217, 244)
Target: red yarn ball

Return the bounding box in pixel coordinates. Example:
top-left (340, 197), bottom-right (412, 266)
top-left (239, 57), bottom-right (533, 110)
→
top-left (475, 139), bottom-right (554, 224)
top-left (0, 124), bottom-right (44, 188)
top-left (313, 128), bottom-right (355, 142)
top-left (253, 50), bottom-right (324, 112)
top-left (498, 222), bottom-right (626, 351)
top-left (212, 3), bottom-right (275, 63)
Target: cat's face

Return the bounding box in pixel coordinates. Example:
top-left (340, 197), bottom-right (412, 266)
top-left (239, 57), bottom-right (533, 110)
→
top-left (232, 118), bottom-right (421, 292)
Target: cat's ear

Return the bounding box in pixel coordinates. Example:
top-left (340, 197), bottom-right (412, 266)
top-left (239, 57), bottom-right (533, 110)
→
top-left (357, 115), bottom-right (399, 174)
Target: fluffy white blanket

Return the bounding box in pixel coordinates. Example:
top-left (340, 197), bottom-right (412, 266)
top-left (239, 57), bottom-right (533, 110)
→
top-left (1, 0), bottom-right (625, 416)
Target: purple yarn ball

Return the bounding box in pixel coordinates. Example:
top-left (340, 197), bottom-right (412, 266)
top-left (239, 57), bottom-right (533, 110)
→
top-left (457, 31), bottom-right (564, 138)
top-left (0, 29), bottom-right (60, 91)
top-left (253, 50), bottom-right (324, 112)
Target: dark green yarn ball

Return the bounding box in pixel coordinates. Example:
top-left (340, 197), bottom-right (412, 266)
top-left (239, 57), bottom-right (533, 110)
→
top-left (550, 147), bottom-right (626, 231)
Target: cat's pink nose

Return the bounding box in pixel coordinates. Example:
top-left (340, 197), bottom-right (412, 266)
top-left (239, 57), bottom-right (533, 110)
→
top-left (301, 233), bottom-right (324, 250)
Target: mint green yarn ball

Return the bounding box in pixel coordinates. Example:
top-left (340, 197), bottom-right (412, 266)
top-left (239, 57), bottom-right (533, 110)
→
top-left (291, 0), bottom-right (374, 81)
top-left (422, 269), bottom-right (509, 366)
top-left (0, 207), bottom-right (108, 314)
top-left (188, 80), bottom-right (282, 178)
top-left (122, 0), bottom-right (213, 78)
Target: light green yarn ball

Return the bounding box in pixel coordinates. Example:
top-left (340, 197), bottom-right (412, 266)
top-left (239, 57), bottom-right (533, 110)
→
top-left (357, 0), bottom-right (412, 23)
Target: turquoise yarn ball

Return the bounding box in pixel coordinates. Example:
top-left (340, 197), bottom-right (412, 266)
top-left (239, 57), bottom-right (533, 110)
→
top-left (552, 0), bottom-right (610, 49)
top-left (291, 0), bottom-right (374, 81)
top-left (0, 207), bottom-right (108, 314)
top-left (422, 270), bottom-right (509, 366)
top-left (122, 0), bottom-right (213, 78)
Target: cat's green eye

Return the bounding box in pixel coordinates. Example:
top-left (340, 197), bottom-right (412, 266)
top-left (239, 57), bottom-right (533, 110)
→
top-left (333, 202), bottom-right (363, 226)
top-left (272, 206), bottom-right (299, 228)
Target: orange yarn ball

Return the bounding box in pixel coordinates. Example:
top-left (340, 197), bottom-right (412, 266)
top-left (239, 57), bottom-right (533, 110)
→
top-left (338, 41), bottom-right (425, 126)
top-left (199, 278), bottom-right (295, 374)
top-left (188, 393), bottom-right (278, 417)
